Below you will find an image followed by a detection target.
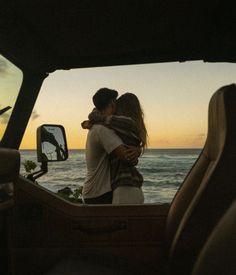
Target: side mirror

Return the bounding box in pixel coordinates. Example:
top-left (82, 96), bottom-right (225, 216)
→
top-left (37, 124), bottom-right (68, 162)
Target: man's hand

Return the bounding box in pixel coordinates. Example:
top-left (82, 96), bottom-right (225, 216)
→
top-left (112, 145), bottom-right (140, 166)
top-left (125, 145), bottom-right (141, 157)
top-left (124, 147), bottom-right (140, 165)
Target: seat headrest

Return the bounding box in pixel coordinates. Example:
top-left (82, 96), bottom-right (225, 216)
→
top-left (168, 83), bottom-right (236, 275)
top-left (0, 148), bottom-right (20, 184)
top-left (206, 83), bottom-right (236, 160)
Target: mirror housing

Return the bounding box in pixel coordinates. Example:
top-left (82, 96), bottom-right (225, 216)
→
top-left (37, 124), bottom-right (68, 162)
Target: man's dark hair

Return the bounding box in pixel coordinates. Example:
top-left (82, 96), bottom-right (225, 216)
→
top-left (92, 88), bottom-right (118, 110)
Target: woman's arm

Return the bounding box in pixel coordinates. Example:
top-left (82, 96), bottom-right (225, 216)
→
top-left (88, 108), bottom-right (107, 122)
top-left (81, 108), bottom-right (106, 129)
top-left (87, 108), bottom-right (137, 132)
top-left (81, 109), bottom-right (140, 146)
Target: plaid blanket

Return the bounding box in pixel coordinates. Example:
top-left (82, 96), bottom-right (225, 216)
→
top-left (87, 108), bottom-right (143, 190)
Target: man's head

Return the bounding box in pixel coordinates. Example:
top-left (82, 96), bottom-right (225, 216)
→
top-left (92, 88), bottom-right (118, 115)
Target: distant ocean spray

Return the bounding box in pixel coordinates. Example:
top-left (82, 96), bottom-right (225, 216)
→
top-left (20, 149), bottom-right (201, 203)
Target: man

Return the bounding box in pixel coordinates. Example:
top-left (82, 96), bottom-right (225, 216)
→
top-left (82, 88), bottom-right (138, 204)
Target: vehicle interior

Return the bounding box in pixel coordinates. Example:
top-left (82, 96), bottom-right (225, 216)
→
top-left (0, 1), bottom-right (236, 274)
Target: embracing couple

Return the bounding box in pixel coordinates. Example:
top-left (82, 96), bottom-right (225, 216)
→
top-left (81, 88), bottom-right (147, 204)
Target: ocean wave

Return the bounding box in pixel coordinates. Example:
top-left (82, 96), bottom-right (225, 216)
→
top-left (20, 148), bottom-right (200, 203)
top-left (143, 179), bottom-right (182, 187)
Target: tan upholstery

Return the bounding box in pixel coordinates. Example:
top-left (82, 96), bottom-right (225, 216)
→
top-left (192, 200), bottom-right (236, 275)
top-left (166, 87), bottom-right (228, 249)
top-left (166, 84), bottom-right (236, 274)
top-left (165, 151), bottom-right (210, 250)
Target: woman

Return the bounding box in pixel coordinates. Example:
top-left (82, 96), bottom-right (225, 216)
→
top-left (82, 93), bottom-right (148, 204)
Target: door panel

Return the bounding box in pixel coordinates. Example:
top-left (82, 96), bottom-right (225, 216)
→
top-left (9, 176), bottom-right (169, 275)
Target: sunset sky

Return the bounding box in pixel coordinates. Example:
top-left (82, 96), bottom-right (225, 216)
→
top-left (1, 55), bottom-right (236, 149)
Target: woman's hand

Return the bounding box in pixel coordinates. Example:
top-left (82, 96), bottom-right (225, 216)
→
top-left (81, 120), bottom-right (93, 129)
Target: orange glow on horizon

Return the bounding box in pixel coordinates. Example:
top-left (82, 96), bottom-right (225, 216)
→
top-left (20, 123), bottom-right (206, 150)
top-left (15, 61), bottom-right (236, 150)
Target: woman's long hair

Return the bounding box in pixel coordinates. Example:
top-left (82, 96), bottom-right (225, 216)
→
top-left (115, 93), bottom-right (148, 151)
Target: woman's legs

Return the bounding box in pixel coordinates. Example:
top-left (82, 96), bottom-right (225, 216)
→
top-left (112, 186), bottom-right (144, 204)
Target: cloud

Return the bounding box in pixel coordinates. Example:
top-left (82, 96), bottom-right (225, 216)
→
top-left (31, 110), bottom-right (40, 120)
top-left (189, 133), bottom-right (206, 145)
top-left (156, 138), bottom-right (170, 144)
top-left (186, 133), bottom-right (206, 141)
top-left (0, 109), bottom-right (40, 125)
top-left (0, 105), bottom-right (11, 124)
top-left (0, 113), bottom-right (10, 124)
top-left (195, 133), bottom-right (206, 140)
top-left (0, 59), bottom-right (8, 76)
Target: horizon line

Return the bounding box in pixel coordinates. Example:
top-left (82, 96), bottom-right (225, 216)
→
top-left (20, 147), bottom-right (203, 150)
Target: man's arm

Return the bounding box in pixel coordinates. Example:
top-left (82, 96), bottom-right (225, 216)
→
top-left (96, 125), bottom-right (139, 165)
top-left (112, 145), bottom-right (139, 166)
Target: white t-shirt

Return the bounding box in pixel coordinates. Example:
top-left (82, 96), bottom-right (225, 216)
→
top-left (82, 125), bottom-right (123, 199)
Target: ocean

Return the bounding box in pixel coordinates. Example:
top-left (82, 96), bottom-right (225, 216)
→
top-left (20, 149), bottom-right (201, 203)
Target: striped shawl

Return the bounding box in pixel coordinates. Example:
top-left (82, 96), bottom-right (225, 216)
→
top-left (86, 108), bottom-right (143, 190)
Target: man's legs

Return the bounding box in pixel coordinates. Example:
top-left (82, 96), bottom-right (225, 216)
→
top-left (84, 191), bottom-right (112, 204)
